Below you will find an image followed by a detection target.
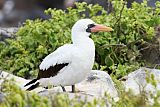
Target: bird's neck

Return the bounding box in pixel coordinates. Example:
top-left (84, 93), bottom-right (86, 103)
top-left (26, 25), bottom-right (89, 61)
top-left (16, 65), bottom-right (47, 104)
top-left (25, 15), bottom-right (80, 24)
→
top-left (72, 32), bottom-right (95, 66)
top-left (71, 32), bottom-right (95, 54)
top-left (72, 32), bottom-right (91, 45)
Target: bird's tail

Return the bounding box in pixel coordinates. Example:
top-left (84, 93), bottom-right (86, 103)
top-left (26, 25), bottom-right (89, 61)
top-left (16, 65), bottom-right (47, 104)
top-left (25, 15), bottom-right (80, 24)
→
top-left (24, 79), bottom-right (39, 91)
top-left (24, 79), bottom-right (38, 87)
top-left (26, 82), bottom-right (40, 91)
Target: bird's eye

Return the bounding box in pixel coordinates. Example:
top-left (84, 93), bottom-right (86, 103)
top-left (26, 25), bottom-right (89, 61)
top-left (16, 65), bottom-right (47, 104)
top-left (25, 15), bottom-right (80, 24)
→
top-left (88, 24), bottom-right (95, 28)
top-left (86, 24), bottom-right (96, 33)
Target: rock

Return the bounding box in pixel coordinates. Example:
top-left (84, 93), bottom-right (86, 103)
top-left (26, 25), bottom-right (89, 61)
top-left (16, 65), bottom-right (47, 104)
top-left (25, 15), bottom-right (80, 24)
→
top-left (33, 70), bottom-right (119, 102)
top-left (1, 68), bottom-right (160, 105)
top-left (122, 67), bottom-right (160, 95)
top-left (0, 70), bottom-right (119, 103)
top-left (85, 70), bottom-right (119, 101)
top-left (0, 92), bottom-right (4, 103)
top-left (122, 67), bottom-right (160, 104)
top-left (0, 70), bottom-right (30, 89)
top-left (0, 27), bottom-right (18, 41)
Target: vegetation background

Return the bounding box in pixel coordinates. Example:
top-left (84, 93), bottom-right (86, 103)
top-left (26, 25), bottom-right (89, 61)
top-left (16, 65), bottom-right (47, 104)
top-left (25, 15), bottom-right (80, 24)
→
top-left (0, 0), bottom-right (160, 106)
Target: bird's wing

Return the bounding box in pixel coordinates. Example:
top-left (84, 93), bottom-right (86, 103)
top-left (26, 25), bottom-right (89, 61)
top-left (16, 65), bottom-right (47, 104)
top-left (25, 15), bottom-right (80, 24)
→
top-left (39, 44), bottom-right (74, 71)
top-left (25, 44), bottom-right (74, 88)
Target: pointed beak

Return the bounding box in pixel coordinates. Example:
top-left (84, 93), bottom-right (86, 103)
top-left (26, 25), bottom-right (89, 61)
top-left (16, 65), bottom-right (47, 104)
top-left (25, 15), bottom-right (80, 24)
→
top-left (90, 24), bottom-right (113, 33)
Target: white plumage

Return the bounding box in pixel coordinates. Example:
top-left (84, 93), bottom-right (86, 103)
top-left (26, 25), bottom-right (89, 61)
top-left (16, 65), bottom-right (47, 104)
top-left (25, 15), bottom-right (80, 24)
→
top-left (39, 19), bottom-right (96, 87)
top-left (39, 42), bottom-right (95, 86)
top-left (25, 19), bottom-right (113, 92)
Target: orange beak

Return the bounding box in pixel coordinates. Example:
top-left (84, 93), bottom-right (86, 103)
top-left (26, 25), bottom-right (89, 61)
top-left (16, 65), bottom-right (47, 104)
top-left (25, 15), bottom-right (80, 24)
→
top-left (90, 24), bottom-right (113, 32)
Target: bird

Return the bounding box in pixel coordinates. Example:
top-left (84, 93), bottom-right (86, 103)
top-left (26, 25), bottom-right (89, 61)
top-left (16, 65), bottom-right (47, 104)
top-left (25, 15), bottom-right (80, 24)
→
top-left (24, 19), bottom-right (113, 92)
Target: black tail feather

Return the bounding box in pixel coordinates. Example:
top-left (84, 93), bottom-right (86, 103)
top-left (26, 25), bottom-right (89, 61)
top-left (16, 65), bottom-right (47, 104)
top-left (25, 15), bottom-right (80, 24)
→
top-left (24, 79), bottom-right (38, 87)
top-left (26, 82), bottom-right (40, 91)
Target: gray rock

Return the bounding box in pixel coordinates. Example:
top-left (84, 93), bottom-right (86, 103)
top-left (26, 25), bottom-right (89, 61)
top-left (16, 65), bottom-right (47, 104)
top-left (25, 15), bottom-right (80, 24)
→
top-left (85, 70), bottom-right (119, 100)
top-left (0, 27), bottom-right (18, 41)
top-left (122, 67), bottom-right (160, 95)
top-left (0, 70), bottom-right (119, 104)
top-left (122, 67), bottom-right (160, 104)
top-left (0, 70), bottom-right (30, 89)
top-left (36, 70), bottom-right (119, 102)
top-left (2, 67), bottom-right (160, 105)
top-left (0, 92), bottom-right (5, 103)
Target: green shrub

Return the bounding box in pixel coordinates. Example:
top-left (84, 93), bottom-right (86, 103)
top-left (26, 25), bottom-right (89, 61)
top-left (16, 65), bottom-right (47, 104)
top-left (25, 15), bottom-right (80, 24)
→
top-left (1, 77), bottom-right (160, 107)
top-left (0, 78), bottom-right (50, 107)
top-left (0, 78), bottom-right (108, 107)
top-left (0, 0), bottom-right (160, 78)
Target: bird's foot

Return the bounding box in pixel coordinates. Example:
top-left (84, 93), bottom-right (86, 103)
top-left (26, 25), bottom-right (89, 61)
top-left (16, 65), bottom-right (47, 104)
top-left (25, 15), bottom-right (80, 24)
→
top-left (61, 86), bottom-right (66, 92)
top-left (70, 85), bottom-right (84, 93)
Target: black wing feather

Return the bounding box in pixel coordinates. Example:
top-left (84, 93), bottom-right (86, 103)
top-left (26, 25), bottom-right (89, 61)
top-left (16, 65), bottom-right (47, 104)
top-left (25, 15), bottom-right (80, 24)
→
top-left (37, 63), bottom-right (69, 79)
top-left (24, 79), bottom-right (38, 87)
top-left (24, 63), bottom-right (69, 90)
top-left (26, 82), bottom-right (40, 91)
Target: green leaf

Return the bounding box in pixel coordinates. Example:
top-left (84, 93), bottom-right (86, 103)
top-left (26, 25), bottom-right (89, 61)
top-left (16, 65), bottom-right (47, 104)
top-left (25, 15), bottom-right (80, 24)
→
top-left (105, 55), bottom-right (114, 67)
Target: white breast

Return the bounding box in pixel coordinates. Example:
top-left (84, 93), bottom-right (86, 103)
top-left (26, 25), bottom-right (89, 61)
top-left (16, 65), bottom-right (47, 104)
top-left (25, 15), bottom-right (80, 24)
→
top-left (39, 39), bottom-right (95, 87)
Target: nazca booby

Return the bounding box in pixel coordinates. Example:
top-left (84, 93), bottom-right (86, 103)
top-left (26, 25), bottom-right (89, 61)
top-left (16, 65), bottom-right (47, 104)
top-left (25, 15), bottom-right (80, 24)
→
top-left (24, 19), bottom-right (113, 92)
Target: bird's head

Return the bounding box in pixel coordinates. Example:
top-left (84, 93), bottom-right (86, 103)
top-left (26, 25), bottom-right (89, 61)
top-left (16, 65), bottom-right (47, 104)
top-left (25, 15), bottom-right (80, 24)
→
top-left (71, 19), bottom-right (113, 37)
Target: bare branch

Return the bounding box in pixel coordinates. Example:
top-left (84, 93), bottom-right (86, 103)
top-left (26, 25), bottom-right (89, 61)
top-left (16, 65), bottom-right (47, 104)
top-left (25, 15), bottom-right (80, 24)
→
top-left (114, 1), bottom-right (126, 27)
top-left (100, 44), bottom-right (127, 48)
